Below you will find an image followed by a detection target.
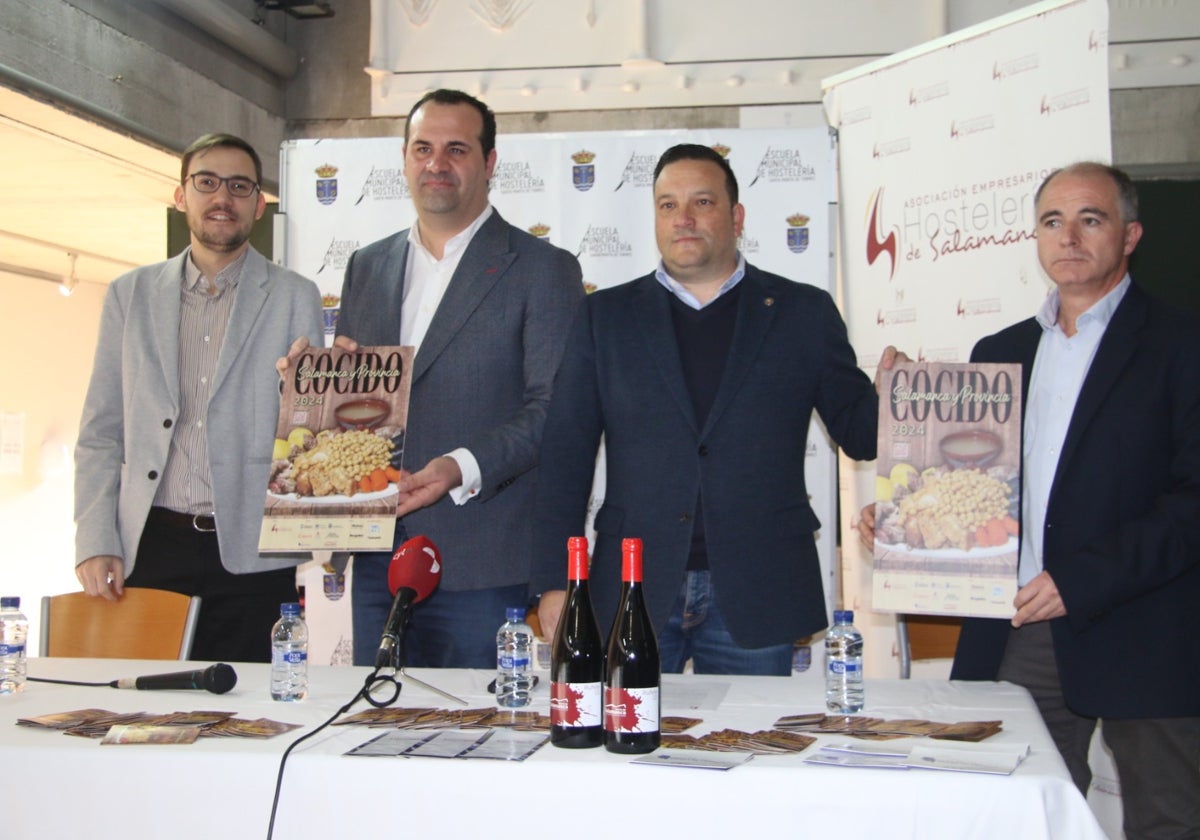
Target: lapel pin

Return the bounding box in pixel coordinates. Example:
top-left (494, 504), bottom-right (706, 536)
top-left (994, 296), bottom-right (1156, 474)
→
top-left (764, 297), bottom-right (775, 307)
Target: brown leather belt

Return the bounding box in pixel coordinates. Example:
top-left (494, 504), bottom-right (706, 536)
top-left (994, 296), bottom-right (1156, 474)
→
top-left (151, 506), bottom-right (216, 533)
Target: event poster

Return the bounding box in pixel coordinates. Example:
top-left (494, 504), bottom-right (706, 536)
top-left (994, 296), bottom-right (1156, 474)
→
top-left (872, 362), bottom-right (1021, 618)
top-left (259, 345), bottom-right (413, 552)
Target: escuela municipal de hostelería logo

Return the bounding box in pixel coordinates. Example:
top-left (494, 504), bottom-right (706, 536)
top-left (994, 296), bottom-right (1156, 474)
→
top-left (571, 150), bottom-right (596, 192)
top-left (315, 164), bottom-right (338, 206)
top-left (786, 213), bottom-right (811, 254)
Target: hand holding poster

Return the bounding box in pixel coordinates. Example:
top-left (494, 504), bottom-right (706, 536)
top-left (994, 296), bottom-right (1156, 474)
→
top-left (873, 362), bottom-right (1021, 618)
top-left (260, 345), bottom-right (414, 552)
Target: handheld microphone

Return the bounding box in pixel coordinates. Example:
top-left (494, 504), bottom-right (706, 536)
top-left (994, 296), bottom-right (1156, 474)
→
top-left (375, 535), bottom-right (442, 668)
top-left (111, 663), bottom-right (238, 694)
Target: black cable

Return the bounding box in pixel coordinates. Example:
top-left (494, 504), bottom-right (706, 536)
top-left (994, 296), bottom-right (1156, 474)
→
top-left (27, 676), bottom-right (112, 687)
top-left (265, 668), bottom-right (402, 840)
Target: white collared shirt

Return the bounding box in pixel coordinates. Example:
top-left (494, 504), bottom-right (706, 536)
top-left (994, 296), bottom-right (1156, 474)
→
top-left (1019, 274), bottom-right (1130, 585)
top-left (401, 205), bottom-right (494, 348)
top-left (402, 205), bottom-right (494, 504)
top-left (654, 253), bottom-right (747, 309)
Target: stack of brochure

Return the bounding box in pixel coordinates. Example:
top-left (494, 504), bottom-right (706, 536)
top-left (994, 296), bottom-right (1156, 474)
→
top-left (804, 739), bottom-right (1030, 775)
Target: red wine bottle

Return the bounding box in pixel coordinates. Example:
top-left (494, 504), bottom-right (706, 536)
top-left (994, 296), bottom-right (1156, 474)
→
top-left (549, 536), bottom-right (604, 748)
top-left (604, 537), bottom-right (660, 754)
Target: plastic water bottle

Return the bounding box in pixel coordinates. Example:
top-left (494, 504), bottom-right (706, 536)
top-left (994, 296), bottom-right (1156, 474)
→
top-left (792, 635), bottom-right (813, 673)
top-left (270, 602), bottom-right (308, 701)
top-left (0, 597), bottom-right (29, 695)
top-left (825, 610), bottom-right (864, 713)
top-left (496, 606), bottom-right (534, 708)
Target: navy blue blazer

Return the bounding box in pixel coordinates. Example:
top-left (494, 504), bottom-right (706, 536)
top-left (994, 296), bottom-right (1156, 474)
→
top-left (337, 211), bottom-right (584, 591)
top-left (530, 264), bottom-right (877, 648)
top-left (951, 283), bottom-right (1200, 719)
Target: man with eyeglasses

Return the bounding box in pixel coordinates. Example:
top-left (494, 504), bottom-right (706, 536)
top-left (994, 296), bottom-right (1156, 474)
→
top-left (74, 133), bottom-right (324, 662)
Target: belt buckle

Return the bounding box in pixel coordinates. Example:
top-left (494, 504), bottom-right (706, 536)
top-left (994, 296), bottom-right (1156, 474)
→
top-left (192, 513), bottom-right (216, 533)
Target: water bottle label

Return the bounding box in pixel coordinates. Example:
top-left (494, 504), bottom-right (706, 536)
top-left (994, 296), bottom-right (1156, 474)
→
top-left (828, 660), bottom-right (862, 676)
top-left (499, 653), bottom-right (531, 671)
top-left (550, 680), bottom-right (602, 728)
top-left (0, 643), bottom-right (25, 656)
top-left (604, 685), bottom-right (660, 733)
top-left (273, 649), bottom-right (307, 667)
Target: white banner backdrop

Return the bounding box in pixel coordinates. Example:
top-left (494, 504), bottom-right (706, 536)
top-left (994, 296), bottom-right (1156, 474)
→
top-left (279, 128), bottom-right (840, 668)
top-left (823, 0), bottom-right (1120, 831)
top-left (823, 0), bottom-right (1110, 669)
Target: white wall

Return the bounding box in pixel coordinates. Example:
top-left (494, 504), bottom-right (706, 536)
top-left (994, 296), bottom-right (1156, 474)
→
top-left (0, 273), bottom-right (107, 653)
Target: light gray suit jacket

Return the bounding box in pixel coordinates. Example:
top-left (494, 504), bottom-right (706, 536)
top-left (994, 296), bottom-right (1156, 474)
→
top-left (74, 247), bottom-right (325, 575)
top-left (337, 210), bottom-right (584, 590)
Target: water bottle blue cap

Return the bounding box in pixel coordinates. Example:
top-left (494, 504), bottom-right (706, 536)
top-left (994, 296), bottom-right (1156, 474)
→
top-left (505, 606), bottom-right (525, 622)
top-left (280, 602), bottom-right (301, 615)
top-left (1, 596), bottom-right (19, 608)
top-left (833, 609), bottom-right (853, 623)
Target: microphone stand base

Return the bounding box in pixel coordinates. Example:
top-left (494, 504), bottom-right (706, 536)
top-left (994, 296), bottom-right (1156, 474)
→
top-left (398, 669), bottom-right (468, 707)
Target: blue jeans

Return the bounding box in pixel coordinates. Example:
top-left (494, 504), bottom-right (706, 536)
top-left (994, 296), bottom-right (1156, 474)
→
top-left (351, 526), bottom-right (527, 669)
top-left (657, 570), bottom-right (793, 676)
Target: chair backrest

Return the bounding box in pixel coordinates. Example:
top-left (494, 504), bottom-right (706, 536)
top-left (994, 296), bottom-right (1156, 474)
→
top-left (897, 614), bottom-right (963, 678)
top-left (39, 588), bottom-right (201, 660)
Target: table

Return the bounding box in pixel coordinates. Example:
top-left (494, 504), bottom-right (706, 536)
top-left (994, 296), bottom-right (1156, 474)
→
top-left (0, 658), bottom-right (1108, 840)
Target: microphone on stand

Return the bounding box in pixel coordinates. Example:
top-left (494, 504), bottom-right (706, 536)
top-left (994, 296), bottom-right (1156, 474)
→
top-left (110, 663), bottom-right (238, 694)
top-left (375, 535), bottom-right (442, 669)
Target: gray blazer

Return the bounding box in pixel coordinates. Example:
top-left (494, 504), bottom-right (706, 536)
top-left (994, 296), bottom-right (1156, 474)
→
top-left (74, 247), bottom-right (325, 575)
top-left (337, 210), bottom-right (584, 590)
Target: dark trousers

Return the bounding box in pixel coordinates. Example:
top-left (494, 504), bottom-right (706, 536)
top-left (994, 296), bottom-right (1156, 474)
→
top-left (126, 507), bottom-right (297, 663)
top-left (998, 621), bottom-right (1200, 839)
top-left (657, 571), bottom-right (793, 676)
top-left (350, 523), bottom-right (526, 669)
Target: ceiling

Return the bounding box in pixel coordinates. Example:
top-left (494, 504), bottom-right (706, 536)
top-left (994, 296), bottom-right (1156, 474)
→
top-left (1, 1), bottom-right (1198, 293)
top-left (0, 85), bottom-right (180, 292)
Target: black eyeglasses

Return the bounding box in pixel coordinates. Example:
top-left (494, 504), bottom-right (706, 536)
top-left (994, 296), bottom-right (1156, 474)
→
top-left (185, 173), bottom-right (261, 198)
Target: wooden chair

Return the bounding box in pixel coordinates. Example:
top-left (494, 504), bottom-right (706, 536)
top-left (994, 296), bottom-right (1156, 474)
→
top-left (39, 588), bottom-right (201, 660)
top-left (897, 614), bottom-right (963, 678)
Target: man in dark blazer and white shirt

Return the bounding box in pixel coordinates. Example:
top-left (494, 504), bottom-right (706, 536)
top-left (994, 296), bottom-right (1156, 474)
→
top-left (329, 90), bottom-right (583, 668)
top-left (531, 144), bottom-right (881, 676)
top-left (946, 163), bottom-right (1200, 837)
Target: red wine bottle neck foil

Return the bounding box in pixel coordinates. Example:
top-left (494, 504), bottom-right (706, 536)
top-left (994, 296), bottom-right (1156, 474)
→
top-left (604, 538), bottom-right (661, 754)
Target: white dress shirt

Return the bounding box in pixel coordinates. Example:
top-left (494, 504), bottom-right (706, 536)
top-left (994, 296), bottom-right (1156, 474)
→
top-left (1019, 274), bottom-right (1130, 585)
top-left (654, 253), bottom-right (746, 309)
top-left (403, 206), bottom-right (494, 503)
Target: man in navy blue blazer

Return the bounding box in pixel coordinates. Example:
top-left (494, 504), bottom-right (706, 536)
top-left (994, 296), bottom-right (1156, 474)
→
top-left (531, 144), bottom-right (880, 676)
top-left (947, 163), bottom-right (1200, 837)
top-left (294, 90), bottom-right (584, 668)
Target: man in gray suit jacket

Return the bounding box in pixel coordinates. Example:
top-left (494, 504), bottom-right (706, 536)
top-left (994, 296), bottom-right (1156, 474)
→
top-left (532, 144), bottom-right (880, 676)
top-left (333, 90), bottom-right (584, 668)
top-left (75, 134), bottom-right (324, 662)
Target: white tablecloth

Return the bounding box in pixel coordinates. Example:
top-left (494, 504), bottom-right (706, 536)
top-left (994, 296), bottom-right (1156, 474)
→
top-left (0, 658), bottom-right (1108, 839)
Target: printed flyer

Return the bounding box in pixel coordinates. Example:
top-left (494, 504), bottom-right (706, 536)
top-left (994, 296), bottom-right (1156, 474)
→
top-left (259, 345), bottom-right (413, 552)
top-left (873, 362), bottom-right (1022, 618)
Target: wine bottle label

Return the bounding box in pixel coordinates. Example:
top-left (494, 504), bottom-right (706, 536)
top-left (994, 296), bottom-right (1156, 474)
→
top-left (604, 685), bottom-right (660, 733)
top-left (550, 680), bottom-right (602, 728)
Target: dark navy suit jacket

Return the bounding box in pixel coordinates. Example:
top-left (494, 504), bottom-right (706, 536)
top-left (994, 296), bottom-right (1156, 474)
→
top-left (530, 264), bottom-right (878, 648)
top-left (951, 283), bottom-right (1200, 719)
top-left (338, 211), bottom-right (583, 591)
